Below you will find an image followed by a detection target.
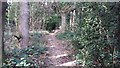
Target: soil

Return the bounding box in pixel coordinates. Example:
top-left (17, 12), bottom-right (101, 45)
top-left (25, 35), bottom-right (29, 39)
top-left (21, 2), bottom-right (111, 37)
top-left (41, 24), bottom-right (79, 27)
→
top-left (40, 32), bottom-right (77, 66)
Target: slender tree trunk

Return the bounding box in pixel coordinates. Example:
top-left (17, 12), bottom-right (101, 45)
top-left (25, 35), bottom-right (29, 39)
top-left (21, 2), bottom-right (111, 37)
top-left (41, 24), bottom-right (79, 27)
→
top-left (42, 18), bottom-right (45, 30)
top-left (7, 5), bottom-right (11, 35)
top-left (72, 10), bottom-right (76, 31)
top-left (15, 7), bottom-right (18, 34)
top-left (60, 12), bottom-right (66, 33)
top-left (69, 10), bottom-right (75, 31)
top-left (0, 2), bottom-right (2, 67)
top-left (70, 11), bottom-right (73, 30)
top-left (19, 2), bottom-right (29, 49)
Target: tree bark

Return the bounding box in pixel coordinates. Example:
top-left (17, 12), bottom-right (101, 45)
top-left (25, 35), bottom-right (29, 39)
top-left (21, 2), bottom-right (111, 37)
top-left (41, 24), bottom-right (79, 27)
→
top-left (60, 12), bottom-right (66, 33)
top-left (19, 2), bottom-right (29, 49)
top-left (70, 11), bottom-right (73, 30)
top-left (72, 10), bottom-right (76, 31)
top-left (69, 10), bottom-right (76, 31)
top-left (0, 2), bottom-right (2, 67)
top-left (0, 2), bottom-right (7, 67)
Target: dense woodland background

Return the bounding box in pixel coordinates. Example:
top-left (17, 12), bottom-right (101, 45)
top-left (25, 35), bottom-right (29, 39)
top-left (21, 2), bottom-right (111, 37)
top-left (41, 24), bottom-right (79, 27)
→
top-left (0, 2), bottom-right (120, 67)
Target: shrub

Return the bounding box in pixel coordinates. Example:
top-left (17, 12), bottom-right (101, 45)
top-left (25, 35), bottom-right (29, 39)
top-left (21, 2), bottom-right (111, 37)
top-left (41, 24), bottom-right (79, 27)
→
top-left (3, 44), bottom-right (48, 66)
top-left (56, 31), bottom-right (75, 40)
top-left (45, 14), bottom-right (61, 32)
top-left (72, 3), bottom-right (119, 67)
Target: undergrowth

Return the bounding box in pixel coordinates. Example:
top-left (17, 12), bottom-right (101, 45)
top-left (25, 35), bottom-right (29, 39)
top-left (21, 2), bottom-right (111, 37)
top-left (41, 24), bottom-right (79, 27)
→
top-left (56, 31), bottom-right (75, 40)
top-left (3, 32), bottom-right (48, 67)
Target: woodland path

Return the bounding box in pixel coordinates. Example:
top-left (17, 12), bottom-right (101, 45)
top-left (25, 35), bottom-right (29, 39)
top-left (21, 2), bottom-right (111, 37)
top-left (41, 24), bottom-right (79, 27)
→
top-left (41, 31), bottom-right (77, 66)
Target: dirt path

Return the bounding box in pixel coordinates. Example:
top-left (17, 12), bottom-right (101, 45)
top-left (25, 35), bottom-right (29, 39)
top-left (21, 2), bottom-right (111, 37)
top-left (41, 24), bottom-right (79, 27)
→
top-left (42, 32), bottom-right (76, 66)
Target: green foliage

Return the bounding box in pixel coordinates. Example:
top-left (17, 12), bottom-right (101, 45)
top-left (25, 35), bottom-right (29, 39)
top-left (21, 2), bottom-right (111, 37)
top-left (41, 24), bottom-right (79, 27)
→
top-left (7, 3), bottom-right (19, 21)
top-left (56, 31), bottom-right (75, 40)
top-left (3, 44), bottom-right (48, 66)
top-left (3, 32), bottom-right (48, 66)
top-left (5, 2), bottom-right (120, 67)
top-left (45, 14), bottom-right (61, 32)
top-left (72, 3), bottom-right (119, 67)
top-left (31, 32), bottom-right (43, 43)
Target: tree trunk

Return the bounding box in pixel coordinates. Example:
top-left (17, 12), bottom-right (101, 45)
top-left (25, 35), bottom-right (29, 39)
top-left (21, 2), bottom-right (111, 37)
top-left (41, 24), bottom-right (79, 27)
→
top-left (0, 2), bottom-right (2, 67)
top-left (69, 10), bottom-right (75, 31)
top-left (70, 11), bottom-right (73, 30)
top-left (19, 2), bottom-right (29, 49)
top-left (72, 10), bottom-right (76, 31)
top-left (0, 2), bottom-right (7, 67)
top-left (60, 12), bottom-right (66, 33)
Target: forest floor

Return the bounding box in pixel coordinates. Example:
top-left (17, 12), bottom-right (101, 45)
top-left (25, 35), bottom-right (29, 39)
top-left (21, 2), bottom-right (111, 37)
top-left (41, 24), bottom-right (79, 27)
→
top-left (41, 31), bottom-right (77, 66)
